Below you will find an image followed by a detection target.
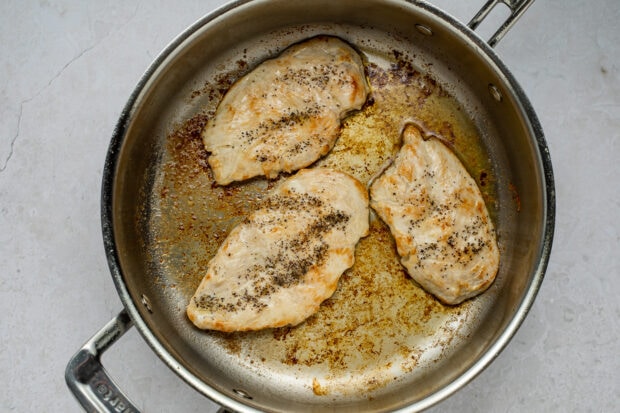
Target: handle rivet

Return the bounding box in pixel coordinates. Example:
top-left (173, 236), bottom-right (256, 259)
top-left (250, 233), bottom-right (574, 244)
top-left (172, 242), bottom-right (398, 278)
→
top-left (141, 294), bottom-right (153, 313)
top-left (233, 388), bottom-right (253, 400)
top-left (488, 84), bottom-right (503, 102)
top-left (415, 24), bottom-right (433, 36)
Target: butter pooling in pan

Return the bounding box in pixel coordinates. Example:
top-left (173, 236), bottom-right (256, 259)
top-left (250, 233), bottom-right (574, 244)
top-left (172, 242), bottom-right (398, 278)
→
top-left (187, 35), bottom-right (499, 332)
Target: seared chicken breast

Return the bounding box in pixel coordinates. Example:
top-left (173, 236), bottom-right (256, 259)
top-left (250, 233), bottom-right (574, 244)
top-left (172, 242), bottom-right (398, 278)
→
top-left (370, 125), bottom-right (499, 305)
top-left (187, 168), bottom-right (369, 331)
top-left (203, 36), bottom-right (370, 185)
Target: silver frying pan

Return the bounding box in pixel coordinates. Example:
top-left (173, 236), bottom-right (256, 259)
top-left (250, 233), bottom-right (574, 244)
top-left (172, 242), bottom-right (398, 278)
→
top-left (66, 0), bottom-right (554, 411)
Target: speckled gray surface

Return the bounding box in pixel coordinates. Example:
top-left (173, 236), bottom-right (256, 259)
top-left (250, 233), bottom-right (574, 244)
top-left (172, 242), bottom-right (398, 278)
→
top-left (1, 0), bottom-right (618, 411)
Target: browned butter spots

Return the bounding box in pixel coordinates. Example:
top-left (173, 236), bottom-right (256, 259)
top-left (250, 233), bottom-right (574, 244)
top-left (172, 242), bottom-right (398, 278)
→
top-left (312, 378), bottom-right (328, 396)
top-left (148, 43), bottom-right (493, 397)
top-left (150, 111), bottom-right (271, 299)
top-left (275, 221), bottom-right (457, 372)
top-left (316, 58), bottom-right (496, 213)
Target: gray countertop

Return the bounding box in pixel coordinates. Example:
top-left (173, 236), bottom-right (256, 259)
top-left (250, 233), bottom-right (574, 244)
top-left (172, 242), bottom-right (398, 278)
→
top-left (1, 0), bottom-right (618, 411)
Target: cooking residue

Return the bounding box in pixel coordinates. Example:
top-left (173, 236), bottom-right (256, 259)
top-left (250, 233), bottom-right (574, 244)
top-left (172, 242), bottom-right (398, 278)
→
top-left (149, 45), bottom-right (494, 397)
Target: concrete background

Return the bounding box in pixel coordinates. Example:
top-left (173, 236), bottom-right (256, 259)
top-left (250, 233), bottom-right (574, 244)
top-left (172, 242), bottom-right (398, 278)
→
top-left (1, 0), bottom-right (618, 411)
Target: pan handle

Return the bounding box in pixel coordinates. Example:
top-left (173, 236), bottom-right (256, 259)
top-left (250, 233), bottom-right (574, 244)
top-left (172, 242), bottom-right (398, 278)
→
top-left (65, 309), bottom-right (141, 413)
top-left (467, 0), bottom-right (535, 47)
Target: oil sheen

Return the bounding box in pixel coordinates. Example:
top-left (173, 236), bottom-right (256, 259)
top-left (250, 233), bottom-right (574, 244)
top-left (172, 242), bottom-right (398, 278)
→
top-left (148, 42), bottom-right (497, 398)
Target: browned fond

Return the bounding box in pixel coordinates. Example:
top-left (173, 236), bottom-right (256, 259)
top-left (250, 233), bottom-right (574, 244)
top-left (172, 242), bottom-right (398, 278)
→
top-left (148, 46), bottom-right (495, 396)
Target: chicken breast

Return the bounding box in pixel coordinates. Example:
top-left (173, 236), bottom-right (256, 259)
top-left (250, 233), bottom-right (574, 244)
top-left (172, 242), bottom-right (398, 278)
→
top-left (369, 125), bottom-right (499, 305)
top-left (187, 168), bottom-right (369, 331)
top-left (203, 36), bottom-right (370, 185)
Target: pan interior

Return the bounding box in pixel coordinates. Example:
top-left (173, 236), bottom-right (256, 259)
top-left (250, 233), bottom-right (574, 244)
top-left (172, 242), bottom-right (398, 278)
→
top-left (110, 0), bottom-right (547, 411)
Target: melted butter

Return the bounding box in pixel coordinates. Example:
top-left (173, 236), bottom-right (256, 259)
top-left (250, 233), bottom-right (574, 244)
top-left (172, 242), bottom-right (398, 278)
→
top-left (319, 59), bottom-right (495, 204)
top-left (149, 46), bottom-right (495, 397)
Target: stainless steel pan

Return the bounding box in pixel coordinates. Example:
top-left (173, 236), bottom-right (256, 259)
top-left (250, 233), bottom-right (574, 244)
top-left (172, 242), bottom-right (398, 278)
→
top-left (66, 0), bottom-right (555, 411)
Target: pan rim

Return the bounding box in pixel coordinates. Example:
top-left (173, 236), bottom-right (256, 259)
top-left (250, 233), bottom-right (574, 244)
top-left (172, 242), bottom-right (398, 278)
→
top-left (101, 0), bottom-right (555, 411)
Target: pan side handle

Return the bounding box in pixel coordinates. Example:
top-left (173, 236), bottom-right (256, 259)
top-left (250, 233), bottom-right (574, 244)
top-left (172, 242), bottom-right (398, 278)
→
top-left (468, 0), bottom-right (535, 47)
top-left (65, 310), bottom-right (141, 413)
